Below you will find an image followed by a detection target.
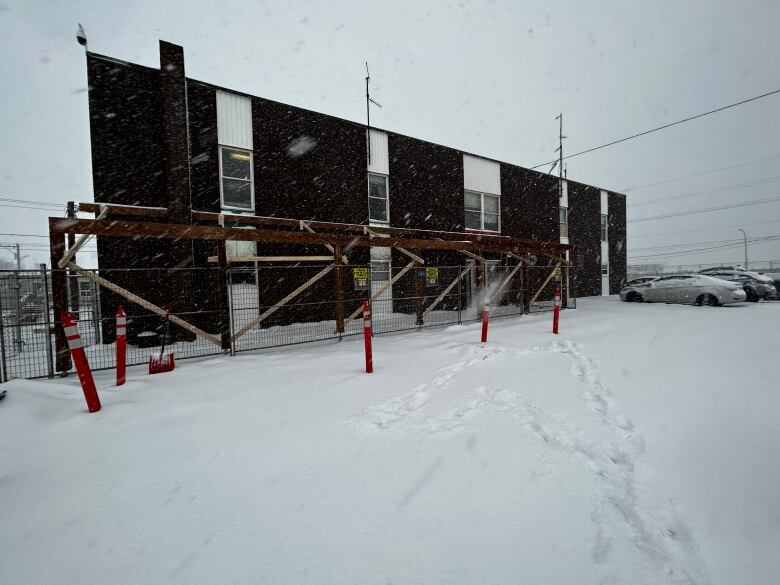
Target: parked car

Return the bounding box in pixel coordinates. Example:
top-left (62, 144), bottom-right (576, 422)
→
top-left (620, 274), bottom-right (746, 305)
top-left (763, 272), bottom-right (780, 294)
top-left (701, 270), bottom-right (777, 302)
top-left (626, 276), bottom-right (659, 286)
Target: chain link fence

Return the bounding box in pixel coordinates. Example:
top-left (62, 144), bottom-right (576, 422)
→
top-left (0, 264), bottom-right (576, 382)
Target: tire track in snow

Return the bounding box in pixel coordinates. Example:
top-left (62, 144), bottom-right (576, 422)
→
top-left (350, 340), bottom-right (712, 584)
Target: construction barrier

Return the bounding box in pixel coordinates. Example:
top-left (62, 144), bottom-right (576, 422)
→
top-left (553, 288), bottom-right (560, 335)
top-left (481, 301), bottom-right (490, 343)
top-left (363, 301), bottom-right (373, 373)
top-left (61, 312), bottom-right (101, 413)
top-left (116, 305), bottom-right (126, 386)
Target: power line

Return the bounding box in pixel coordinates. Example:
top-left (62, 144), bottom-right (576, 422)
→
top-left (628, 195), bottom-right (780, 223)
top-left (530, 88), bottom-right (780, 170)
top-left (630, 237), bottom-right (745, 253)
top-left (0, 203), bottom-right (67, 212)
top-left (629, 234), bottom-right (780, 259)
top-left (629, 175), bottom-right (780, 208)
top-left (0, 233), bottom-right (51, 238)
top-left (630, 218), bottom-right (780, 239)
top-left (621, 154), bottom-right (780, 191)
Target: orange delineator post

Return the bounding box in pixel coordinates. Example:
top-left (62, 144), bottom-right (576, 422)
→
top-left (61, 312), bottom-right (101, 413)
top-left (553, 288), bottom-right (560, 334)
top-left (481, 301), bottom-right (490, 343)
top-left (116, 305), bottom-right (127, 386)
top-left (362, 301), bottom-right (373, 373)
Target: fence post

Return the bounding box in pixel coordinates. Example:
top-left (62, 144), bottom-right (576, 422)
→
top-left (91, 275), bottom-right (101, 345)
top-left (0, 281), bottom-right (7, 383)
top-left (362, 301), bottom-right (373, 373)
top-left (457, 266), bottom-right (462, 324)
top-left (40, 264), bottom-right (55, 379)
top-left (61, 312), bottom-right (101, 413)
top-left (116, 305), bottom-right (126, 386)
top-left (414, 253), bottom-right (424, 326)
top-left (227, 267), bottom-right (236, 356)
top-left (522, 258), bottom-right (531, 314)
top-left (334, 244), bottom-right (345, 335)
top-left (216, 241), bottom-right (231, 351)
top-left (12, 269), bottom-right (23, 354)
top-left (49, 229), bottom-right (71, 374)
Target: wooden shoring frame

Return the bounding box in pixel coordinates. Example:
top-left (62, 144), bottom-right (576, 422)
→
top-left (228, 263), bottom-right (336, 343)
top-left (423, 265), bottom-right (472, 317)
top-left (77, 203), bottom-right (572, 259)
top-left (342, 259), bottom-right (417, 328)
top-left (301, 220), bottom-right (349, 264)
top-left (64, 261), bottom-right (223, 346)
top-left (527, 262), bottom-right (563, 307)
top-left (364, 226), bottom-right (425, 265)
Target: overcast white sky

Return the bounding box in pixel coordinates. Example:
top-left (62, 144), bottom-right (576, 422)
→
top-left (1, 0), bottom-right (779, 269)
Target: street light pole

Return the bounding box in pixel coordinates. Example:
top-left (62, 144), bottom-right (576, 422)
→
top-left (737, 228), bottom-right (748, 270)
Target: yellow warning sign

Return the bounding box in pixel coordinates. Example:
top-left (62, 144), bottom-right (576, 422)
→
top-left (353, 268), bottom-right (369, 280)
top-left (554, 267), bottom-right (562, 277)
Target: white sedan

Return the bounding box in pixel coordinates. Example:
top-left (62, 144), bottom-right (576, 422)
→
top-left (620, 274), bottom-right (746, 306)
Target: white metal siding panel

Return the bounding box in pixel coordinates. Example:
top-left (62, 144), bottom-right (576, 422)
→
top-left (367, 130), bottom-right (389, 174)
top-left (463, 155), bottom-right (501, 195)
top-left (600, 189), bottom-right (608, 214)
top-left (217, 91), bottom-right (253, 149)
top-left (560, 179), bottom-right (568, 208)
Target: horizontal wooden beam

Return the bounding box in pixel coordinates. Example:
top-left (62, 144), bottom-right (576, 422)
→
top-left (78, 201), bottom-right (168, 218)
top-left (206, 255), bottom-right (334, 263)
top-left (51, 217), bottom-right (568, 257)
top-left (78, 202), bottom-right (571, 256)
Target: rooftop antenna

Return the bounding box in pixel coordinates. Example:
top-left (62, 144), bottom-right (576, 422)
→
top-left (554, 113), bottom-right (567, 203)
top-left (365, 62), bottom-right (382, 165)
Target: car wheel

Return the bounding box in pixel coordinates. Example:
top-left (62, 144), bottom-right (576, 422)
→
top-left (633, 293), bottom-right (643, 303)
top-left (696, 294), bottom-right (719, 307)
top-left (745, 288), bottom-right (759, 302)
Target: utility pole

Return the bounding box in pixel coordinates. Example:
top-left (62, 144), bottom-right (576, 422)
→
top-left (737, 228), bottom-right (748, 270)
top-left (364, 62), bottom-right (382, 166)
top-left (66, 201), bottom-right (80, 317)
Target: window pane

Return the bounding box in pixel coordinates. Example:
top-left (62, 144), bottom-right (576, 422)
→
top-left (222, 178), bottom-right (253, 209)
top-left (559, 207), bottom-right (567, 223)
top-left (371, 262), bottom-right (390, 281)
top-left (464, 191), bottom-right (481, 211)
top-left (368, 196), bottom-right (388, 222)
top-left (368, 174), bottom-right (387, 199)
top-left (465, 210), bottom-right (482, 230)
top-left (483, 213), bottom-right (499, 232)
top-left (222, 148), bottom-right (252, 179)
top-left (227, 239), bottom-right (256, 258)
top-left (483, 195), bottom-right (499, 214)
top-left (560, 223), bottom-right (568, 238)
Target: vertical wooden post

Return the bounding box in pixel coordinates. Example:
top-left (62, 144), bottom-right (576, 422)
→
top-left (216, 240), bottom-right (231, 350)
top-left (49, 225), bottom-right (71, 373)
top-left (334, 245), bottom-right (345, 334)
top-left (475, 254), bottom-right (485, 290)
top-left (522, 255), bottom-right (531, 314)
top-left (414, 251), bottom-right (424, 326)
top-left (561, 262), bottom-right (569, 309)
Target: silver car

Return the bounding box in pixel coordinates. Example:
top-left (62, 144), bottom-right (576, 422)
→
top-left (620, 274), bottom-right (746, 306)
top-left (701, 270), bottom-right (777, 301)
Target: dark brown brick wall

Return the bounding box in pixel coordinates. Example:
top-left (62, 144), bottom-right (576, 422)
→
top-left (567, 180), bottom-right (602, 297)
top-left (608, 193), bottom-right (627, 293)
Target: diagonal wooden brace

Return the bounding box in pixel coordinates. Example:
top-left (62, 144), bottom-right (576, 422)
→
top-left (229, 263), bottom-right (336, 342)
top-left (301, 220), bottom-right (349, 264)
top-left (65, 261), bottom-right (223, 347)
top-left (423, 265), bottom-right (472, 316)
top-left (343, 259), bottom-right (417, 328)
top-left (58, 205), bottom-right (108, 268)
top-left (528, 262), bottom-right (562, 307)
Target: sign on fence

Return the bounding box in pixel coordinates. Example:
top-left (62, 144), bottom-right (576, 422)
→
top-left (425, 267), bottom-right (439, 287)
top-left (353, 267), bottom-right (369, 290)
top-left (553, 267), bottom-right (561, 277)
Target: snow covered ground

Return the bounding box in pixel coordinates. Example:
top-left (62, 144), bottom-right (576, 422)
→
top-left (1, 297), bottom-right (778, 585)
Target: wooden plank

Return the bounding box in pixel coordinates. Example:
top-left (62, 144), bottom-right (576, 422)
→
top-left (216, 241), bottom-right (231, 350)
top-left (488, 262), bottom-right (523, 304)
top-left (334, 245), bottom-right (345, 334)
top-left (207, 255), bottom-right (335, 263)
top-left (300, 220), bottom-right (349, 264)
top-left (229, 264), bottom-right (336, 343)
top-left (343, 260), bottom-right (417, 328)
top-left (78, 201), bottom-right (168, 218)
top-left (65, 262), bottom-right (223, 347)
top-left (528, 262), bottom-right (562, 306)
top-left (423, 265), bottom-right (472, 316)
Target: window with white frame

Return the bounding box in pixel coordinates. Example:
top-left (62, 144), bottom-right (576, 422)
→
top-left (464, 190), bottom-right (500, 232)
top-left (601, 263), bottom-right (609, 276)
top-left (371, 261), bottom-right (391, 281)
top-left (600, 214), bottom-right (608, 241)
top-left (220, 147), bottom-right (254, 211)
top-left (368, 173), bottom-right (389, 224)
top-left (560, 207), bottom-right (568, 238)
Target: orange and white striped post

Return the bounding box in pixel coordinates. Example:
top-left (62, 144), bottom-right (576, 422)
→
top-left (362, 300), bottom-right (373, 373)
top-left (481, 300), bottom-right (490, 343)
top-left (116, 305), bottom-right (127, 386)
top-left (61, 312), bottom-right (101, 413)
top-left (553, 288), bottom-right (560, 335)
